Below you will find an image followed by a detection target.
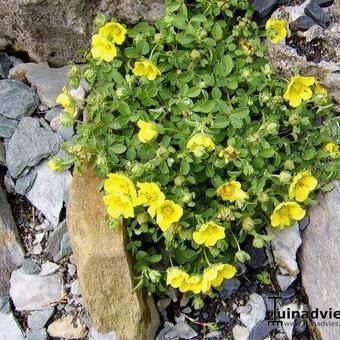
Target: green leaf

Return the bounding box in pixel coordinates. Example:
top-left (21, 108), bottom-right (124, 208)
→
top-left (124, 47), bottom-right (140, 58)
top-left (180, 159), bottom-right (190, 175)
top-left (221, 55), bottom-right (234, 77)
top-left (260, 148), bottom-right (275, 158)
top-left (186, 87), bottom-right (201, 98)
top-left (110, 144), bottom-right (127, 154)
top-left (148, 254), bottom-right (162, 263)
top-left (118, 102), bottom-right (130, 116)
top-left (193, 100), bottom-right (216, 113)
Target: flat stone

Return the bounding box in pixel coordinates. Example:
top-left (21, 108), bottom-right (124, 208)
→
top-left (245, 242), bottom-right (267, 269)
top-left (39, 262), bottom-right (60, 276)
top-left (248, 320), bottom-right (277, 340)
top-left (155, 321), bottom-right (175, 340)
top-left (70, 279), bottom-right (81, 296)
top-left (216, 310), bottom-right (232, 324)
top-left (220, 278), bottom-right (241, 298)
top-left (57, 125), bottom-right (74, 141)
top-left (47, 314), bottom-right (88, 339)
top-left (250, 0), bottom-right (278, 17)
top-left (305, 0), bottom-right (330, 28)
top-left (239, 293), bottom-right (266, 331)
top-left (26, 328), bottom-right (48, 340)
top-left (46, 220), bottom-right (70, 261)
top-left (89, 328), bottom-right (117, 340)
top-left (290, 15), bottom-right (316, 32)
top-left (21, 258), bottom-right (41, 275)
top-left (165, 321), bottom-right (197, 339)
top-left (276, 274), bottom-right (297, 291)
top-left (279, 303), bottom-right (300, 339)
top-left (9, 269), bottom-right (65, 311)
top-left (0, 79), bottom-right (39, 120)
top-left (0, 311), bottom-right (24, 339)
top-left (0, 141), bottom-right (5, 165)
top-left (67, 167), bottom-right (160, 337)
top-left (15, 169), bottom-right (37, 195)
top-left (58, 232), bottom-right (72, 260)
top-left (9, 63), bottom-right (70, 108)
top-left (45, 107), bottom-right (63, 122)
top-left (0, 185), bottom-right (24, 298)
top-left (268, 223), bottom-right (302, 275)
top-left (0, 52), bottom-right (12, 79)
top-left (0, 115), bottom-right (18, 138)
top-left (28, 308), bottom-right (55, 330)
top-left (26, 161), bottom-right (72, 227)
top-left (232, 325), bottom-right (250, 340)
top-left (300, 181), bottom-right (340, 340)
top-left (6, 117), bottom-right (62, 178)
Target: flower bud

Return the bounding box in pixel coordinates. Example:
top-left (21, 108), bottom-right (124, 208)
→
top-left (242, 217), bottom-right (254, 232)
top-left (284, 160), bottom-right (295, 170)
top-left (131, 163), bottom-right (144, 176)
top-left (279, 171), bottom-right (292, 183)
top-left (154, 33), bottom-right (163, 43)
top-left (235, 250), bottom-right (250, 263)
top-left (217, 207), bottom-right (235, 221)
top-left (136, 213), bottom-right (149, 225)
top-left (253, 237), bottom-right (264, 248)
top-left (190, 49), bottom-right (201, 60)
top-left (174, 176), bottom-right (185, 187)
top-left (181, 192), bottom-right (192, 203)
top-left (257, 192), bottom-right (269, 203)
top-left (266, 122), bottom-right (278, 134)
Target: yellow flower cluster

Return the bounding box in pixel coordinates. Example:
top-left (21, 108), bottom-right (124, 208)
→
top-left (56, 87), bottom-right (76, 115)
top-left (187, 133), bottom-right (215, 157)
top-left (137, 120), bottom-right (158, 143)
top-left (133, 60), bottom-right (161, 80)
top-left (103, 173), bottom-right (183, 231)
top-left (219, 146), bottom-right (240, 164)
top-left (91, 22), bottom-right (127, 62)
top-left (324, 142), bottom-right (339, 154)
top-left (166, 263), bottom-right (237, 294)
top-left (193, 221), bottom-right (225, 247)
top-left (265, 18), bottom-right (287, 44)
top-left (284, 76), bottom-right (328, 108)
top-left (270, 170), bottom-right (317, 228)
top-left (217, 180), bottom-right (248, 202)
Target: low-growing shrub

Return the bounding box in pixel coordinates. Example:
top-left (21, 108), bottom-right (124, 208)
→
top-left (50, 0), bottom-right (339, 302)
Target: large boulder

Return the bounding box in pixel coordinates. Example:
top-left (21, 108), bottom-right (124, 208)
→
top-left (0, 185), bottom-right (24, 298)
top-left (0, 0), bottom-right (164, 67)
top-left (300, 181), bottom-right (340, 340)
top-left (67, 167), bottom-right (160, 338)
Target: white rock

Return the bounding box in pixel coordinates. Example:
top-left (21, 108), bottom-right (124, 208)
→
top-left (10, 269), bottom-right (64, 311)
top-left (32, 243), bottom-right (42, 255)
top-left (268, 222), bottom-right (302, 275)
top-left (26, 160), bottom-right (72, 227)
top-left (279, 303), bottom-right (301, 340)
top-left (232, 324), bottom-right (250, 340)
top-left (89, 328), bottom-right (117, 340)
top-left (0, 311), bottom-right (24, 339)
top-left (70, 279), bottom-right (81, 296)
top-left (47, 314), bottom-right (88, 339)
top-left (276, 274), bottom-right (297, 291)
top-left (239, 293), bottom-right (266, 331)
top-left (39, 262), bottom-right (60, 276)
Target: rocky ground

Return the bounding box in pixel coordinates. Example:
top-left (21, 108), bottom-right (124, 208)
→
top-left (0, 0), bottom-right (339, 339)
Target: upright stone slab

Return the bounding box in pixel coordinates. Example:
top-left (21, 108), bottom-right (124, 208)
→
top-left (67, 167), bottom-right (160, 338)
top-left (300, 181), bottom-right (340, 340)
top-left (0, 185), bottom-right (24, 298)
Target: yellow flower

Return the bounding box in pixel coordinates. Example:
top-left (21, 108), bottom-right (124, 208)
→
top-left (91, 34), bottom-right (117, 62)
top-left (156, 200), bottom-right (183, 232)
top-left (48, 158), bottom-right (63, 172)
top-left (193, 221), bottom-right (225, 247)
top-left (179, 275), bottom-right (202, 294)
top-left (104, 173), bottom-right (137, 202)
top-left (219, 146), bottom-right (240, 164)
top-left (202, 263), bottom-right (237, 293)
top-left (99, 22), bottom-right (127, 45)
top-left (187, 133), bottom-right (215, 157)
top-left (135, 182), bottom-right (165, 218)
top-left (133, 60), bottom-right (161, 80)
top-left (315, 82), bottom-right (328, 102)
top-left (324, 142), bottom-right (339, 153)
top-left (265, 18), bottom-right (287, 44)
top-left (270, 201), bottom-right (306, 228)
top-left (217, 181), bottom-right (248, 202)
top-left (166, 267), bottom-right (189, 288)
top-left (137, 120), bottom-right (158, 143)
top-left (284, 75), bottom-right (316, 107)
top-left (289, 170), bottom-right (318, 202)
top-left (103, 193), bottom-right (135, 219)
top-left (56, 87), bottom-right (76, 115)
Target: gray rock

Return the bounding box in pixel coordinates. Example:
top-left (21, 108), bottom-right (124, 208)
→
top-left (268, 222), bottom-right (302, 275)
top-left (21, 258), bottom-right (41, 275)
top-left (26, 161), bottom-right (72, 227)
top-left (290, 15), bottom-right (316, 32)
top-left (46, 220), bottom-right (72, 261)
top-left (0, 114), bottom-right (18, 138)
top-left (155, 321), bottom-right (175, 340)
top-left (45, 107), bottom-right (62, 122)
top-left (0, 296), bottom-right (11, 314)
top-left (58, 125), bottom-right (74, 141)
top-left (300, 181), bottom-right (340, 340)
top-left (279, 303), bottom-right (301, 340)
top-left (0, 311), bottom-right (24, 339)
top-left (276, 274), bottom-right (297, 291)
top-left (298, 215), bottom-right (310, 231)
top-left (58, 232), bottom-right (72, 261)
top-left (6, 117), bottom-right (63, 178)
top-left (89, 328), bottom-right (117, 340)
top-left (0, 79), bottom-right (39, 120)
top-left (305, 0), bottom-right (330, 28)
top-left (9, 269), bottom-right (65, 311)
top-left (221, 278), bottom-right (241, 298)
top-left (232, 325), bottom-right (250, 340)
top-left (0, 52), bottom-right (12, 79)
top-left (248, 320), bottom-right (277, 340)
top-left (245, 242), bottom-right (267, 269)
top-left (28, 308), bottom-right (55, 330)
top-left (39, 262), bottom-right (60, 276)
top-left (26, 328), bottom-right (48, 340)
top-left (165, 321), bottom-right (197, 339)
top-left (15, 169), bottom-right (37, 195)
top-left (0, 0), bottom-right (164, 67)
top-left (4, 173), bottom-right (15, 193)
top-left (0, 185), bottom-right (24, 298)
top-left (249, 0), bottom-right (277, 17)
top-left (216, 310), bottom-right (232, 324)
top-left (0, 141), bottom-right (5, 165)
top-left (67, 263), bottom-right (77, 277)
top-left (9, 63), bottom-right (70, 108)
top-left (239, 293), bottom-right (266, 331)
top-left (70, 279), bottom-right (81, 296)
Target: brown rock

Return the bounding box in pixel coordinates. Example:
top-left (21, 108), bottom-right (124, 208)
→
top-left (300, 181), bottom-right (340, 340)
top-left (0, 0), bottom-right (164, 67)
top-left (67, 167), bottom-right (160, 339)
top-left (0, 185), bottom-right (24, 298)
top-left (47, 314), bottom-right (88, 339)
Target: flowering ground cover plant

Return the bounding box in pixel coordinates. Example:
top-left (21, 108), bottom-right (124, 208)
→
top-left (50, 0), bottom-right (339, 304)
